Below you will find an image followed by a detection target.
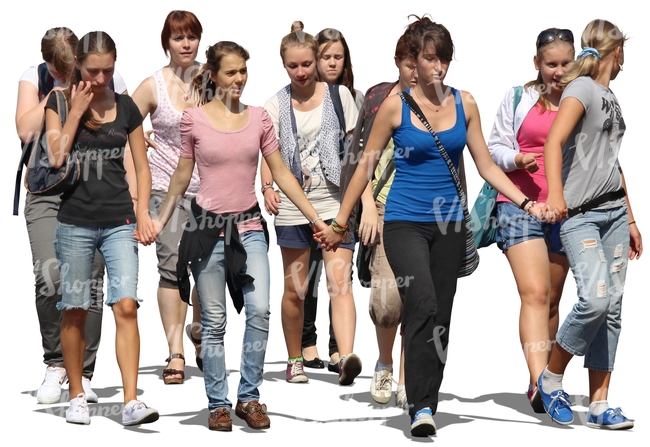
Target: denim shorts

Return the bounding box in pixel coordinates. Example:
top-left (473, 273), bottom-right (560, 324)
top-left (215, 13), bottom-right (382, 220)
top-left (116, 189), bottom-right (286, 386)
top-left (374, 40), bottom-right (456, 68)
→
top-left (496, 202), bottom-right (565, 255)
top-left (275, 219), bottom-right (356, 251)
top-left (54, 221), bottom-right (140, 310)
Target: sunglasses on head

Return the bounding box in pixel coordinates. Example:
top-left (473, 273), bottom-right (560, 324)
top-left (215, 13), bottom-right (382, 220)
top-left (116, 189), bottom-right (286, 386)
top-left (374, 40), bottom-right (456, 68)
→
top-left (536, 29), bottom-right (574, 49)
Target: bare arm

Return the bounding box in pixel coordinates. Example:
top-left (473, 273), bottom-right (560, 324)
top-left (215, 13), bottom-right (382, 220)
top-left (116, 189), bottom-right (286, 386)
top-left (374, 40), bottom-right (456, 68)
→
top-left (619, 166), bottom-right (642, 259)
top-left (265, 150), bottom-right (321, 227)
top-left (129, 124), bottom-right (155, 245)
top-left (464, 91), bottom-right (544, 216)
top-left (16, 81), bottom-right (53, 142)
top-left (543, 97), bottom-right (585, 219)
top-left (45, 82), bottom-right (93, 168)
top-left (315, 95), bottom-right (398, 249)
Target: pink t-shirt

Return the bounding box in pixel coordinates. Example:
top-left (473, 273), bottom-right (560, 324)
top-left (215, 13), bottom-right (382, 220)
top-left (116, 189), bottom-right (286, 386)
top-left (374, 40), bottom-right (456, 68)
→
top-left (180, 106), bottom-right (278, 233)
top-left (497, 103), bottom-right (557, 204)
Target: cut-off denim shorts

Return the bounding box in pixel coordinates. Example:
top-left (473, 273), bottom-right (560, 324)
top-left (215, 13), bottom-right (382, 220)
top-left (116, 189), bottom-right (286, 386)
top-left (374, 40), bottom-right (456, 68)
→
top-left (496, 201), bottom-right (565, 255)
top-left (54, 221), bottom-right (140, 310)
top-left (276, 219), bottom-right (356, 251)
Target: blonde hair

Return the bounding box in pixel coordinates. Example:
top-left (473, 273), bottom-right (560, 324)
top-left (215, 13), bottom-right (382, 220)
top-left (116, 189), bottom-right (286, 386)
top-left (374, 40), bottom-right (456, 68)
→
top-left (41, 27), bottom-right (78, 81)
top-left (560, 19), bottom-right (627, 88)
top-left (291, 21), bottom-right (304, 33)
top-left (280, 31), bottom-right (318, 63)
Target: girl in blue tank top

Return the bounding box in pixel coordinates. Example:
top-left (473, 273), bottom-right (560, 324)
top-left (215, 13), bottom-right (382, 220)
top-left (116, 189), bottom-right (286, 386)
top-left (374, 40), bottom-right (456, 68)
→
top-left (316, 15), bottom-right (551, 438)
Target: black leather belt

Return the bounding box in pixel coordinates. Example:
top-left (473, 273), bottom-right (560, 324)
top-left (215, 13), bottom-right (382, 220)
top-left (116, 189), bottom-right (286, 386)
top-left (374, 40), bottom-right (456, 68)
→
top-left (568, 187), bottom-right (626, 218)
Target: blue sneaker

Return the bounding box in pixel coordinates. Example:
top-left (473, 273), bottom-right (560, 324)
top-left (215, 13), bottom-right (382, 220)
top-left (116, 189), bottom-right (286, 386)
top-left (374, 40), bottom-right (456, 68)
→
top-left (410, 407), bottom-right (436, 437)
top-left (537, 373), bottom-right (573, 425)
top-left (587, 407), bottom-right (634, 430)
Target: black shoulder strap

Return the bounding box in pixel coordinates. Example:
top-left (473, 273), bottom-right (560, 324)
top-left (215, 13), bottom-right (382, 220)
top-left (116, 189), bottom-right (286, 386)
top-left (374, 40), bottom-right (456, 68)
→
top-left (372, 158), bottom-right (395, 200)
top-left (328, 83), bottom-right (346, 134)
top-left (37, 62), bottom-right (54, 100)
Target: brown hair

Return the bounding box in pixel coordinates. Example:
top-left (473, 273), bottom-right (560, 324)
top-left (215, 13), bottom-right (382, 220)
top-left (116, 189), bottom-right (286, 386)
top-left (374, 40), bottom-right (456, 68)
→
top-left (315, 28), bottom-right (357, 99)
top-left (406, 15), bottom-right (454, 62)
top-left (191, 41), bottom-right (250, 105)
top-left (291, 21), bottom-right (304, 33)
top-left (66, 31), bottom-right (117, 131)
top-left (41, 27), bottom-right (78, 81)
top-left (279, 31), bottom-right (318, 63)
top-left (161, 10), bottom-right (203, 56)
top-left (395, 30), bottom-right (411, 61)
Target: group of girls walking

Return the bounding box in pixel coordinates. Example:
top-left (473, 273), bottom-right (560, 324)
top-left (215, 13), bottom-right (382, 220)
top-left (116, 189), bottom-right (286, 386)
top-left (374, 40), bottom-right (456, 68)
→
top-left (15, 10), bottom-right (641, 438)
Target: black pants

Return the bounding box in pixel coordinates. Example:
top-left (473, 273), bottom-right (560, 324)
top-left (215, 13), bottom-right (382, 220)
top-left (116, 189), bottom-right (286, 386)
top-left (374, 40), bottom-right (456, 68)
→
top-left (301, 238), bottom-right (338, 356)
top-left (384, 220), bottom-right (465, 418)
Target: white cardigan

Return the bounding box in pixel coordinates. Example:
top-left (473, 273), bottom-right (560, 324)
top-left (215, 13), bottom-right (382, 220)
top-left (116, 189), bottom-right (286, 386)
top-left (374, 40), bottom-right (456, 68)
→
top-left (487, 86), bottom-right (540, 172)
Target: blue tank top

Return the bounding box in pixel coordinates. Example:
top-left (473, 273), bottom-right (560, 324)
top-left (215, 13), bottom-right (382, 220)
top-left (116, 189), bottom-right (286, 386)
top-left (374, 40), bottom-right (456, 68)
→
top-left (385, 88), bottom-right (466, 223)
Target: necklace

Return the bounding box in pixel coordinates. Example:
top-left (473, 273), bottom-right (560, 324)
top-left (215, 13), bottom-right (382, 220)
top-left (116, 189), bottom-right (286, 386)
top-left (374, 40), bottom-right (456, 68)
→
top-left (415, 88), bottom-right (442, 112)
top-left (169, 67), bottom-right (190, 102)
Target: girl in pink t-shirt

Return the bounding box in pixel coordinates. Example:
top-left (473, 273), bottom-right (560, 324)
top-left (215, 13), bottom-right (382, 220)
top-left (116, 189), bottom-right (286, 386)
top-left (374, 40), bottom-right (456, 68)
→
top-left (150, 41), bottom-right (323, 432)
top-left (487, 28), bottom-right (574, 413)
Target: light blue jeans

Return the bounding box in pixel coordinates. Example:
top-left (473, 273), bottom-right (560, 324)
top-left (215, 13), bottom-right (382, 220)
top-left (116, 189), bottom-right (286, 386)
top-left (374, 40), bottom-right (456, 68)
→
top-left (191, 230), bottom-right (270, 411)
top-left (54, 222), bottom-right (139, 309)
top-left (557, 206), bottom-right (629, 371)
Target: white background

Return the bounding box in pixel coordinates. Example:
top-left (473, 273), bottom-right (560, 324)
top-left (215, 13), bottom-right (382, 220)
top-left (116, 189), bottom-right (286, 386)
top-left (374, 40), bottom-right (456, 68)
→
top-left (2, 1), bottom-right (648, 444)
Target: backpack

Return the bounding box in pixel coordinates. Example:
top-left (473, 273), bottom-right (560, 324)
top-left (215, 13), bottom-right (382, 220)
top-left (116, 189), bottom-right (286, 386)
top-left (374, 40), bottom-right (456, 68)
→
top-left (328, 84), bottom-right (348, 160)
top-left (13, 63), bottom-right (115, 215)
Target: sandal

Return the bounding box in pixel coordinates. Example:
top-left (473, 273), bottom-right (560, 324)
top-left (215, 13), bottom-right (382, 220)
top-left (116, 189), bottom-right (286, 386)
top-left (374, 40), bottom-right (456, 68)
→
top-left (185, 324), bottom-right (203, 372)
top-left (163, 353), bottom-right (185, 384)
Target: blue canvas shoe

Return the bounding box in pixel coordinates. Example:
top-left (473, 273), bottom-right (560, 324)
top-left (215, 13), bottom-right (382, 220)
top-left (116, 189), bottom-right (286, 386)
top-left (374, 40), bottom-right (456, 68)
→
top-left (537, 373), bottom-right (573, 425)
top-left (587, 407), bottom-right (634, 430)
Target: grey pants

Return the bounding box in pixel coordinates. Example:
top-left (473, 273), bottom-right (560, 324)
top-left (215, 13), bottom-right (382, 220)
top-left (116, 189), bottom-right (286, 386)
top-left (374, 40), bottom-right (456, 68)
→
top-left (25, 193), bottom-right (104, 378)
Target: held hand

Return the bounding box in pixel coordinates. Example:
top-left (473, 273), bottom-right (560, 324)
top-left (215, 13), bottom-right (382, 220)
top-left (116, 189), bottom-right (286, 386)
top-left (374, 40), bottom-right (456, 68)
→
top-left (629, 223), bottom-right (643, 260)
top-left (516, 153), bottom-right (542, 173)
top-left (263, 189), bottom-right (280, 215)
top-left (545, 195), bottom-right (568, 223)
top-left (314, 225), bottom-right (344, 252)
top-left (143, 130), bottom-right (159, 150)
top-left (69, 81), bottom-right (93, 118)
top-left (358, 207), bottom-right (379, 246)
top-left (134, 214), bottom-right (157, 246)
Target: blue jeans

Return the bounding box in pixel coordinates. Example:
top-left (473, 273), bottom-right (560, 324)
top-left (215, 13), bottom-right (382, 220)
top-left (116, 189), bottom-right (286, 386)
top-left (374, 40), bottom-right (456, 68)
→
top-left (54, 222), bottom-right (139, 309)
top-left (557, 206), bottom-right (629, 371)
top-left (191, 230), bottom-right (270, 411)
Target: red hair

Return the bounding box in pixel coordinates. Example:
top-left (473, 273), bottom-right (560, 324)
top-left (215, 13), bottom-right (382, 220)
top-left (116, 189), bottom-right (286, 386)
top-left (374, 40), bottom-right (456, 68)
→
top-left (161, 10), bottom-right (203, 56)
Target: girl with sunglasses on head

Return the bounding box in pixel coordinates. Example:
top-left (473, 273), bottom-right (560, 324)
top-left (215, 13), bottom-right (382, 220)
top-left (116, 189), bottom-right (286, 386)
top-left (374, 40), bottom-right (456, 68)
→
top-left (132, 9), bottom-right (203, 384)
top-left (316, 15), bottom-right (551, 437)
top-left (45, 31), bottom-right (158, 426)
top-left (15, 27), bottom-right (129, 406)
top-left (261, 30), bottom-right (364, 386)
top-left (296, 27), bottom-right (366, 374)
top-left (151, 41), bottom-right (324, 431)
top-left (487, 27), bottom-right (574, 414)
top-left (539, 19), bottom-right (642, 429)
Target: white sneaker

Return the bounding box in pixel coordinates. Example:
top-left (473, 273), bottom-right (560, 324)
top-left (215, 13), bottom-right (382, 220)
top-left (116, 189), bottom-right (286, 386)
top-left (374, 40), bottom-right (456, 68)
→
top-left (395, 386), bottom-right (408, 410)
top-left (370, 369), bottom-right (393, 404)
top-left (82, 377), bottom-right (98, 403)
top-left (122, 400), bottom-right (160, 426)
top-left (36, 366), bottom-right (67, 404)
top-left (66, 393), bottom-right (90, 425)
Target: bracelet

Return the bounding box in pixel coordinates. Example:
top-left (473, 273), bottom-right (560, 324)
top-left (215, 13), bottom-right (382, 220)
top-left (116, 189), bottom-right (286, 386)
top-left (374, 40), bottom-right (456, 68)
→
top-left (629, 221), bottom-right (636, 225)
top-left (331, 219), bottom-right (349, 235)
top-left (261, 183), bottom-right (274, 194)
top-left (519, 198), bottom-right (531, 211)
top-left (309, 216), bottom-right (322, 228)
top-left (524, 200), bottom-right (537, 214)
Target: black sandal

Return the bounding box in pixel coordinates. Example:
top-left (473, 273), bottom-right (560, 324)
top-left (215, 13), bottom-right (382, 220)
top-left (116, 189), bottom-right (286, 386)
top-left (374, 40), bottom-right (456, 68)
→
top-left (185, 324), bottom-right (203, 372)
top-left (163, 353), bottom-right (185, 384)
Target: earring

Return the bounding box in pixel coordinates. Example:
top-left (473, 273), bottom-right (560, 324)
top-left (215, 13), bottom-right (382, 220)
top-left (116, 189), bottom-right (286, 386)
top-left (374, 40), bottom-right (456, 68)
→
top-left (619, 63), bottom-right (623, 72)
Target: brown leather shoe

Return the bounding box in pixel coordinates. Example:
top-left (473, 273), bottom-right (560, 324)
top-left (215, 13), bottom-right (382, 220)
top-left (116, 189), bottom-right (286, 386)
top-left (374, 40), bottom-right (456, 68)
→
top-left (235, 400), bottom-right (270, 429)
top-left (208, 408), bottom-right (232, 431)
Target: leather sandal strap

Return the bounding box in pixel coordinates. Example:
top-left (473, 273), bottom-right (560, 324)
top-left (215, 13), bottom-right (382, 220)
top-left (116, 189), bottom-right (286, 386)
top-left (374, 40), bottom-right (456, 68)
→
top-left (165, 353), bottom-right (186, 363)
